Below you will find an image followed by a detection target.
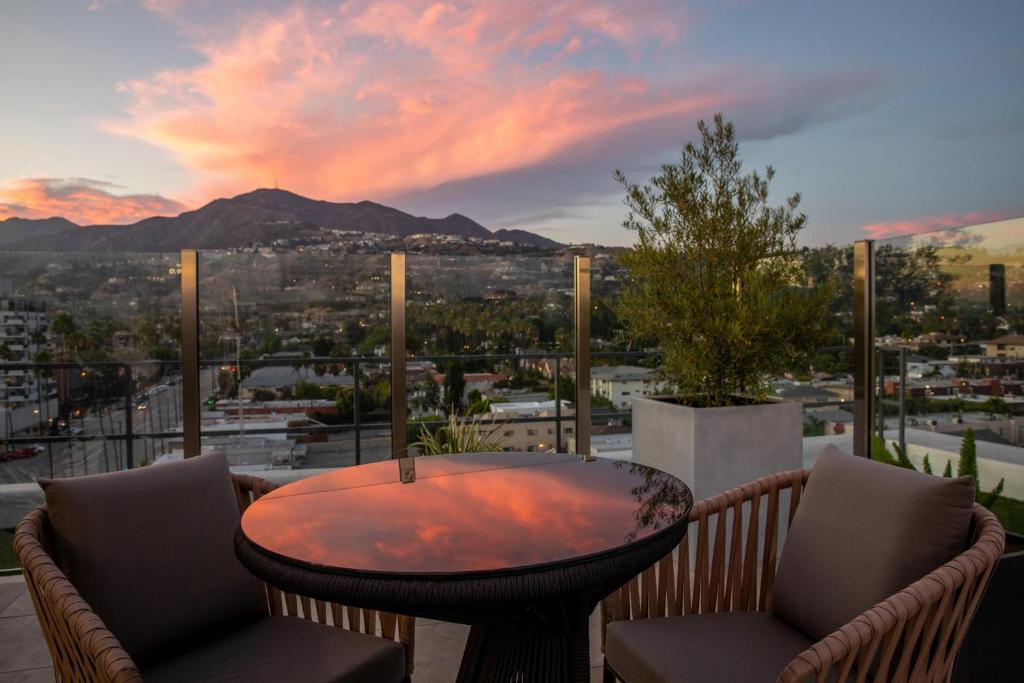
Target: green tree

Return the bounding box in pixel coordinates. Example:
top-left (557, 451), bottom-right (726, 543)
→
top-left (923, 454), bottom-right (933, 475)
top-left (957, 427), bottom-right (979, 482)
top-left (615, 114), bottom-right (833, 407)
top-left (443, 362), bottom-right (466, 415)
top-left (943, 460), bottom-right (953, 478)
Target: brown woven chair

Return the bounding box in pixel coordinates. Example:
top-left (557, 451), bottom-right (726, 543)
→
top-left (14, 466), bottom-right (414, 683)
top-left (601, 450), bottom-right (1005, 682)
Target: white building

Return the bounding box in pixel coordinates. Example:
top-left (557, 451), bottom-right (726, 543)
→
top-left (479, 400), bottom-right (575, 452)
top-left (590, 365), bottom-right (659, 409)
top-left (0, 299), bottom-right (54, 408)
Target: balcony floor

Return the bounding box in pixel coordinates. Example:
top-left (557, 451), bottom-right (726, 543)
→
top-left (0, 576), bottom-right (608, 681)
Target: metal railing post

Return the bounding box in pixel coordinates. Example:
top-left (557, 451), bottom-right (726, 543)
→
top-left (181, 250), bottom-right (201, 458)
top-left (899, 346), bottom-right (907, 455)
top-left (123, 364), bottom-right (134, 469)
top-left (353, 359), bottom-right (361, 465)
top-left (554, 362), bottom-right (563, 453)
top-left (853, 240), bottom-right (875, 457)
top-left (390, 253), bottom-right (407, 459)
top-left (574, 256), bottom-right (592, 460)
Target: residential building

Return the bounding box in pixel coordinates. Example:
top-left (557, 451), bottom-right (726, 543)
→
top-left (985, 334), bottom-right (1024, 359)
top-left (238, 366), bottom-right (354, 399)
top-left (0, 299), bottom-right (53, 408)
top-left (479, 400), bottom-right (574, 452)
top-left (590, 365), bottom-right (658, 409)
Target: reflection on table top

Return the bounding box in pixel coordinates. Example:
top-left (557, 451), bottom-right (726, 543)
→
top-left (241, 451), bottom-right (691, 576)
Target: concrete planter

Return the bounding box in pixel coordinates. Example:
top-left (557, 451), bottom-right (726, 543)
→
top-left (631, 396), bottom-right (803, 502)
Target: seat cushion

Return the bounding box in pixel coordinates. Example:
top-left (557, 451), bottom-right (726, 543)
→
top-left (605, 611), bottom-right (814, 683)
top-left (142, 615), bottom-right (406, 683)
top-left (39, 453), bottom-right (266, 665)
top-left (772, 445), bottom-right (975, 641)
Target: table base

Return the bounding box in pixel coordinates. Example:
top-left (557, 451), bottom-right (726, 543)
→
top-left (456, 611), bottom-right (591, 683)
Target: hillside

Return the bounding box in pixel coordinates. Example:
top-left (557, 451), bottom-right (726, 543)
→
top-left (0, 188), bottom-right (560, 251)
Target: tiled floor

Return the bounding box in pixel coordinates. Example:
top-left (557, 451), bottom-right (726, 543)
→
top-left (0, 575), bottom-right (607, 682)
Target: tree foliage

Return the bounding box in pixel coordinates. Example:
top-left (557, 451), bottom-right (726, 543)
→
top-left (616, 114), bottom-right (833, 406)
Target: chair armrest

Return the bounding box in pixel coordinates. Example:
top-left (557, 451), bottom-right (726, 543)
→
top-left (601, 469), bottom-right (808, 652)
top-left (14, 507), bottom-right (143, 683)
top-left (778, 503), bottom-right (1005, 683)
top-left (232, 473), bottom-right (417, 677)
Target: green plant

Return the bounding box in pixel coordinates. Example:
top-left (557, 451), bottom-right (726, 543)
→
top-left (412, 411), bottom-right (506, 455)
top-left (615, 114), bottom-right (833, 406)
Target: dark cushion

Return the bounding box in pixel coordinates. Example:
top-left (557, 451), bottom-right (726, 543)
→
top-left (40, 453), bottom-right (266, 665)
top-left (142, 615), bottom-right (406, 683)
top-left (605, 611), bottom-right (815, 682)
top-left (772, 445), bottom-right (975, 641)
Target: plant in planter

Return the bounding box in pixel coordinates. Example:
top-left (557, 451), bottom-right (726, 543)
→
top-left (617, 114), bottom-right (833, 498)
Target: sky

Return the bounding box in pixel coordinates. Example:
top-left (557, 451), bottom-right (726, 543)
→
top-left (0, 0), bottom-right (1021, 246)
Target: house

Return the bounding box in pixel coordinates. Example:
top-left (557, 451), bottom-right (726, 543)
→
top-left (985, 334), bottom-right (1024, 359)
top-left (238, 366), bottom-right (354, 399)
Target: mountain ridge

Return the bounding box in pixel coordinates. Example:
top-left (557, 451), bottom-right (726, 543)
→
top-left (0, 188), bottom-right (560, 251)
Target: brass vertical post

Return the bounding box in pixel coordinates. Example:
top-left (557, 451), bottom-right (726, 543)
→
top-left (853, 240), bottom-right (875, 457)
top-left (180, 250), bottom-right (201, 458)
top-left (574, 256), bottom-right (592, 460)
top-left (390, 253), bottom-right (407, 459)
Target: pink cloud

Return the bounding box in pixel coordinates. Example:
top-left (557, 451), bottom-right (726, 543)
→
top-left (0, 178), bottom-right (185, 225)
top-left (862, 210), bottom-right (1014, 239)
top-left (106, 1), bottom-right (715, 202)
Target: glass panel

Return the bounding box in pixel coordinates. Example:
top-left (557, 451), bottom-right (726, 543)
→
top-left (405, 254), bottom-right (574, 455)
top-left (197, 251), bottom-right (391, 470)
top-left (874, 217), bottom-right (1024, 535)
top-left (0, 250), bottom-right (182, 569)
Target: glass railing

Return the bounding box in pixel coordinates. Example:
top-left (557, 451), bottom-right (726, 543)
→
top-left (405, 254), bottom-right (576, 454)
top-left (196, 251), bottom-right (393, 468)
top-left (0, 250), bottom-right (183, 569)
top-left (0, 237), bottom-right (880, 573)
top-left (873, 217), bottom-right (1024, 535)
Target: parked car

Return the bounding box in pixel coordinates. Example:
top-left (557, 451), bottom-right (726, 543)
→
top-left (0, 448), bottom-right (37, 463)
top-left (69, 426), bottom-right (83, 436)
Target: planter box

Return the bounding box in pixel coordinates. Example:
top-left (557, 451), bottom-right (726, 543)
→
top-left (631, 396), bottom-right (803, 502)
top-left (953, 530), bottom-right (1024, 682)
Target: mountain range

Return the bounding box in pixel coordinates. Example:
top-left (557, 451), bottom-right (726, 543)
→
top-left (0, 188), bottom-right (559, 251)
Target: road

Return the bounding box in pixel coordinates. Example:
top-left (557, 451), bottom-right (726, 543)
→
top-left (0, 369), bottom-right (393, 482)
top-left (0, 371), bottom-right (210, 484)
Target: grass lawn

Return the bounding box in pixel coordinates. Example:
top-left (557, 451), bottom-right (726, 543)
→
top-left (0, 529), bottom-right (17, 570)
top-left (990, 496), bottom-right (1024, 537)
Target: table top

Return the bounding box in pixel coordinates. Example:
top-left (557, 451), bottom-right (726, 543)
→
top-left (240, 452), bottom-right (692, 577)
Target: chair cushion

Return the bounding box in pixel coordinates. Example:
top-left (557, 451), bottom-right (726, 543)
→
top-left (142, 615), bottom-right (406, 683)
top-left (605, 611), bottom-right (815, 683)
top-left (771, 445), bottom-right (975, 641)
top-left (39, 453), bottom-right (266, 665)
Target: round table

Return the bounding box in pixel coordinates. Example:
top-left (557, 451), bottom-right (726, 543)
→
top-left (235, 452), bottom-right (692, 683)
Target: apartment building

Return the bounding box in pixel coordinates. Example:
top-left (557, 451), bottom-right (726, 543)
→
top-left (590, 365), bottom-right (659, 409)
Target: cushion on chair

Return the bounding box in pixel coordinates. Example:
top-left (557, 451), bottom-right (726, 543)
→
top-left (39, 453), bottom-right (266, 665)
top-left (141, 614), bottom-right (406, 683)
top-left (605, 611), bottom-right (815, 683)
top-left (771, 445), bottom-right (975, 641)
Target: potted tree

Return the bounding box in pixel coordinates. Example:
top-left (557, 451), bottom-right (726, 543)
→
top-left (617, 114), bottom-right (832, 500)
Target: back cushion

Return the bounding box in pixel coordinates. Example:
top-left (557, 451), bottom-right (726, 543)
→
top-left (772, 445), bottom-right (975, 641)
top-left (40, 453), bottom-right (266, 665)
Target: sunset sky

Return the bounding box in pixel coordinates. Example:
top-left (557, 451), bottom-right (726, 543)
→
top-left (1, 0), bottom-right (1021, 245)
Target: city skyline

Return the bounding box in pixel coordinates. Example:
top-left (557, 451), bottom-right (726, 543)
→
top-left (1, 0), bottom-right (1022, 246)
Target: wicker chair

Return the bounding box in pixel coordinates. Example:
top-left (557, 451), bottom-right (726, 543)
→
top-left (14, 471), bottom-right (415, 683)
top-left (601, 466), bottom-right (1006, 682)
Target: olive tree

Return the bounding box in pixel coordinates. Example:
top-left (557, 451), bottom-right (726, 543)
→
top-left (616, 114), bottom-right (833, 407)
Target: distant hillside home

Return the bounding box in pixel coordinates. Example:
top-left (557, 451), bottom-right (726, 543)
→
top-left (239, 366), bottom-right (353, 399)
top-left (590, 365), bottom-right (659, 409)
top-left (986, 334), bottom-right (1024, 359)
